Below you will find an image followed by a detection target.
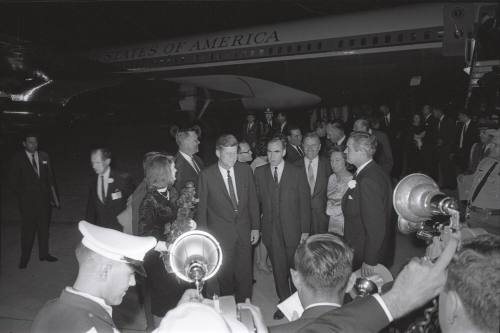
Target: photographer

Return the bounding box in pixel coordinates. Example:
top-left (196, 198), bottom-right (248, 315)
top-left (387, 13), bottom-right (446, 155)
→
top-left (298, 234), bottom-right (500, 333)
top-left (270, 234), bottom-right (356, 333)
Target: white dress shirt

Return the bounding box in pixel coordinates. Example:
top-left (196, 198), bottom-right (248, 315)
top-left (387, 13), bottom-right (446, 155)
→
top-left (97, 168), bottom-right (111, 202)
top-left (218, 164), bottom-right (238, 203)
top-left (25, 150), bottom-right (39, 175)
top-left (304, 156), bottom-right (319, 181)
top-left (180, 151), bottom-right (200, 173)
top-left (270, 160), bottom-right (285, 183)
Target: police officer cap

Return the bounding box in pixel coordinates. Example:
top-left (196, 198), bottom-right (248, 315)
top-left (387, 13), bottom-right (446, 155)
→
top-left (264, 107), bottom-right (273, 114)
top-left (79, 221), bottom-right (156, 276)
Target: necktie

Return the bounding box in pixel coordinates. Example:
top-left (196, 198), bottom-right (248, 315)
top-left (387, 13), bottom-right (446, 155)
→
top-left (297, 146), bottom-right (304, 157)
top-left (100, 175), bottom-right (106, 203)
top-left (191, 157), bottom-right (201, 173)
top-left (227, 170), bottom-right (238, 211)
top-left (459, 123), bottom-right (467, 149)
top-left (385, 115), bottom-right (389, 127)
top-left (31, 153), bottom-right (39, 176)
top-left (307, 160), bottom-right (315, 195)
top-left (273, 167), bottom-right (279, 184)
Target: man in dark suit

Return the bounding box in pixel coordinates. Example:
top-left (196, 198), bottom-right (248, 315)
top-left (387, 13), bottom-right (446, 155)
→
top-left (285, 126), bottom-right (304, 167)
top-left (270, 234), bottom-right (355, 333)
top-left (276, 111), bottom-right (289, 137)
top-left (300, 133), bottom-right (331, 234)
top-left (299, 235), bottom-right (495, 333)
top-left (353, 119), bottom-right (394, 176)
top-left (421, 104), bottom-right (438, 179)
top-left (342, 132), bottom-right (394, 275)
top-left (262, 108), bottom-right (277, 140)
top-left (85, 148), bottom-right (134, 231)
top-left (241, 111), bottom-right (262, 149)
top-left (433, 106), bottom-right (457, 189)
top-left (173, 128), bottom-right (204, 193)
top-left (254, 137), bottom-right (311, 319)
top-left (10, 133), bottom-right (60, 269)
top-left (197, 134), bottom-right (260, 302)
top-left (455, 109), bottom-right (479, 172)
top-left (325, 123), bottom-right (347, 152)
top-left (378, 104), bottom-right (403, 180)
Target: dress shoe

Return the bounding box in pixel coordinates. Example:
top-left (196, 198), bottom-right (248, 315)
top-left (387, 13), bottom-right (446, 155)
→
top-left (40, 255), bottom-right (58, 262)
top-left (273, 309), bottom-right (284, 320)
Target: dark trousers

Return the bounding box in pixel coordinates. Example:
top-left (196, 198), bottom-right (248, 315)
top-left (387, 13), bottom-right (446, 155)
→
top-left (216, 234), bottom-right (253, 303)
top-left (310, 207), bottom-right (329, 235)
top-left (144, 252), bottom-right (189, 316)
top-left (266, 227), bottom-right (296, 302)
top-left (19, 202), bottom-right (51, 264)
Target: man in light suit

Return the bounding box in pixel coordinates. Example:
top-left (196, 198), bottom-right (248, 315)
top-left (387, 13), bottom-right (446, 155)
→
top-left (10, 133), bottom-right (60, 269)
top-left (85, 148), bottom-right (134, 231)
top-left (174, 128), bottom-right (204, 193)
top-left (353, 119), bottom-right (394, 176)
top-left (197, 134), bottom-right (260, 302)
top-left (342, 132), bottom-right (394, 276)
top-left (254, 137), bottom-right (311, 319)
top-left (300, 133), bottom-right (331, 234)
top-left (270, 234), bottom-right (355, 333)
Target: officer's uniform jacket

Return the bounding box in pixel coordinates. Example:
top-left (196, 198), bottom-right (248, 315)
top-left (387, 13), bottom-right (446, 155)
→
top-left (31, 288), bottom-right (118, 333)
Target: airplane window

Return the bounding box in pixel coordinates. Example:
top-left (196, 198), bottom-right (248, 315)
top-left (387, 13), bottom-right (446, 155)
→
top-left (287, 45), bottom-right (292, 53)
top-left (349, 39), bottom-right (355, 47)
top-left (398, 34), bottom-right (403, 42)
top-left (268, 48), bottom-right (273, 55)
top-left (385, 35), bottom-right (391, 43)
top-left (317, 42), bottom-right (322, 50)
top-left (250, 50), bottom-right (255, 56)
top-left (296, 45), bottom-right (301, 52)
top-left (361, 38), bottom-right (366, 46)
top-left (307, 44), bottom-right (311, 51)
top-left (259, 48), bottom-right (264, 55)
top-left (424, 31), bottom-right (430, 39)
top-left (410, 33), bottom-right (417, 41)
top-left (277, 46), bottom-right (282, 54)
top-left (373, 36), bottom-right (379, 45)
top-left (338, 40), bottom-right (344, 48)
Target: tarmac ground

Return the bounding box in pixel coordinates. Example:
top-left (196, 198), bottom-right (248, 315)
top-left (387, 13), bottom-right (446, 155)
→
top-left (0, 124), bottom-right (425, 332)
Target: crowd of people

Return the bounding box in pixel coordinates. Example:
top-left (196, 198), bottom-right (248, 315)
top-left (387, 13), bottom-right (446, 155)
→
top-left (8, 103), bottom-right (500, 333)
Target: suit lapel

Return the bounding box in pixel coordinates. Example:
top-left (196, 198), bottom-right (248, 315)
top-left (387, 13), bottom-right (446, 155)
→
top-left (312, 159), bottom-right (325, 196)
top-left (180, 153), bottom-right (198, 174)
top-left (23, 153), bottom-right (39, 178)
top-left (265, 165), bottom-right (275, 195)
top-left (279, 163), bottom-right (289, 195)
top-left (214, 165), bottom-right (233, 205)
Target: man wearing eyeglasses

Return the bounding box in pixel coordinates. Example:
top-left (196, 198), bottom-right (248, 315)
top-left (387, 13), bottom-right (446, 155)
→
top-left (237, 141), bottom-right (254, 164)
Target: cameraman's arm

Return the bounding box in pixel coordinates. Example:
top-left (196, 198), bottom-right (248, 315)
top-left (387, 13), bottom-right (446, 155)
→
top-left (381, 236), bottom-right (458, 320)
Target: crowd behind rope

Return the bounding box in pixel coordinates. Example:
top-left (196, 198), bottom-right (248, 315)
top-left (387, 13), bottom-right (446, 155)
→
top-left (9, 102), bottom-right (500, 333)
